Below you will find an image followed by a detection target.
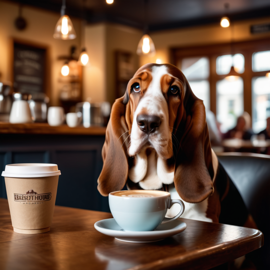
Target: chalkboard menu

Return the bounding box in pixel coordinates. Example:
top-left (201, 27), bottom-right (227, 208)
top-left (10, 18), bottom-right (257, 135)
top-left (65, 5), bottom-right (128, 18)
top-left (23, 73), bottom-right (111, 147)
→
top-left (13, 41), bottom-right (47, 95)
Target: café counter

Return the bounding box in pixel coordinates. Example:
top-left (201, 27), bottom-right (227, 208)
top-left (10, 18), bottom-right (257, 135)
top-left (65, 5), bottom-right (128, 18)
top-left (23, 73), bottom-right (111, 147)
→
top-left (0, 122), bottom-right (109, 212)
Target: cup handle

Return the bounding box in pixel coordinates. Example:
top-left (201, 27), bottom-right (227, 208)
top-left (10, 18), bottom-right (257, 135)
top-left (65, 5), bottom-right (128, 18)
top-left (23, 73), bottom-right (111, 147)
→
top-left (161, 199), bottom-right (185, 224)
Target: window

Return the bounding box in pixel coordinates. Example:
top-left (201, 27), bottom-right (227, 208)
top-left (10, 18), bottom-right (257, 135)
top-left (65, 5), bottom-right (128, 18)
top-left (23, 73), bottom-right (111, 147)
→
top-left (252, 51), bottom-right (270, 72)
top-left (216, 78), bottom-right (243, 132)
top-left (180, 57), bottom-right (210, 110)
top-left (252, 76), bottom-right (270, 133)
top-left (216, 54), bottom-right (245, 75)
top-left (172, 38), bottom-right (270, 133)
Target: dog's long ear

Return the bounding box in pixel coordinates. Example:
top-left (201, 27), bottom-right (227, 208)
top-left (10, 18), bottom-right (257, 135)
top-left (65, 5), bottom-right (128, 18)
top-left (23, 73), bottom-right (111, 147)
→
top-left (97, 96), bottom-right (129, 196)
top-left (174, 80), bottom-right (214, 203)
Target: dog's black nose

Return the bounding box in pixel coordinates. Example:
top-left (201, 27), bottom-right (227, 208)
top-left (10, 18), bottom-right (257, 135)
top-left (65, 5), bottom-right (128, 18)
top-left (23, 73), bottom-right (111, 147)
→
top-left (136, 114), bottom-right (161, 134)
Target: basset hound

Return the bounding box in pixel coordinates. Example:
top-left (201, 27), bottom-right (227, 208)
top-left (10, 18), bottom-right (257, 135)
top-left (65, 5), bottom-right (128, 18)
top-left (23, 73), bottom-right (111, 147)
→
top-left (97, 63), bottom-right (251, 226)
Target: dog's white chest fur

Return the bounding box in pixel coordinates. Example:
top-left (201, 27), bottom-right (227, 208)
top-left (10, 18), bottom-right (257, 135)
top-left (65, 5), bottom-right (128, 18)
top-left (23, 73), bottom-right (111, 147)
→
top-left (128, 149), bottom-right (213, 223)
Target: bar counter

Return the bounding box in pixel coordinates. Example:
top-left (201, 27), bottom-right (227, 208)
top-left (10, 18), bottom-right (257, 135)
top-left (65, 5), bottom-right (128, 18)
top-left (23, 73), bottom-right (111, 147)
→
top-left (0, 122), bottom-right (109, 212)
top-left (0, 122), bottom-right (106, 135)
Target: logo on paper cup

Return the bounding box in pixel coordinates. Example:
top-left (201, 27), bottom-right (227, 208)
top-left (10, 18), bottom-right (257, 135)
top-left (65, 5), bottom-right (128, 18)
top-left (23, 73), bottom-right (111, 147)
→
top-left (14, 190), bottom-right (52, 202)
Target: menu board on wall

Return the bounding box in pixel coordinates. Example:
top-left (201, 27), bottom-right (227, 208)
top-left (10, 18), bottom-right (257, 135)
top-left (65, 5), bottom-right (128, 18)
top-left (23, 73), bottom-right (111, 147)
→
top-left (13, 40), bottom-right (47, 95)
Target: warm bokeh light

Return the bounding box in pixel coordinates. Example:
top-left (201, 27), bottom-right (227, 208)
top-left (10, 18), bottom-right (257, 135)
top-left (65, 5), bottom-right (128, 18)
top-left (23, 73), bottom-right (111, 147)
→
top-left (225, 66), bottom-right (239, 81)
top-left (61, 16), bottom-right (69, 35)
top-left (137, 34), bottom-right (155, 55)
top-left (80, 52), bottom-right (89, 66)
top-left (266, 72), bottom-right (270, 78)
top-left (61, 64), bottom-right (69, 76)
top-left (220, 16), bottom-right (230, 28)
top-left (53, 15), bottom-right (76, 40)
top-left (225, 75), bottom-right (239, 81)
top-left (106, 0), bottom-right (114, 4)
top-left (142, 37), bottom-right (150, 54)
top-left (156, 59), bottom-right (162, 64)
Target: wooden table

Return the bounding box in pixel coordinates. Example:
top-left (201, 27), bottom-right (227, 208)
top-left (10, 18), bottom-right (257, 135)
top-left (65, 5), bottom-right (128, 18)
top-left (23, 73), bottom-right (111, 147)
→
top-left (0, 199), bottom-right (263, 270)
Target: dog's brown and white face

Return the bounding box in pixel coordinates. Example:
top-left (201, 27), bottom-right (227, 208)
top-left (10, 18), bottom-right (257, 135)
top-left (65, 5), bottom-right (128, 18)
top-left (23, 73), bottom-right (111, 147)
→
top-left (98, 63), bottom-right (215, 206)
top-left (126, 65), bottom-right (184, 160)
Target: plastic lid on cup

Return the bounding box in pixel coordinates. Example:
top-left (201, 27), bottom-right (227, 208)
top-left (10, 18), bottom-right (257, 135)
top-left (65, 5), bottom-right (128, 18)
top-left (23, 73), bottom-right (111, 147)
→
top-left (1, 163), bottom-right (61, 178)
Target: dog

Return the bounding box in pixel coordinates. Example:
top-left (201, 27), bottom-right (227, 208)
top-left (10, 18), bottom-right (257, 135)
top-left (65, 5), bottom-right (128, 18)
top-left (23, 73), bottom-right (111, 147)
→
top-left (97, 63), bottom-right (252, 227)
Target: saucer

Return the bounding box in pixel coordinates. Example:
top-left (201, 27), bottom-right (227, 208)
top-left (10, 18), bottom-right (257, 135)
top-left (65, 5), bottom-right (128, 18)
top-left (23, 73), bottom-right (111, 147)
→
top-left (94, 218), bottom-right (186, 243)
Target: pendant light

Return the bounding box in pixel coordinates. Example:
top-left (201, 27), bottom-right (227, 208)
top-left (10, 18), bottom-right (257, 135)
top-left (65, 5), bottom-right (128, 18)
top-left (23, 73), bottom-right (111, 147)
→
top-left (61, 61), bottom-right (69, 76)
top-left (53, 0), bottom-right (76, 40)
top-left (220, 3), bottom-right (230, 28)
top-left (226, 17), bottom-right (239, 81)
top-left (79, 0), bottom-right (89, 66)
top-left (14, 4), bottom-right (27, 31)
top-left (137, 0), bottom-right (155, 55)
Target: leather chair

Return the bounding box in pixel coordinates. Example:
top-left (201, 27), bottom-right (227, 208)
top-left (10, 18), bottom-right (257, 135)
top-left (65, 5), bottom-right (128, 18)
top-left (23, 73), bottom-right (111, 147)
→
top-left (217, 152), bottom-right (270, 270)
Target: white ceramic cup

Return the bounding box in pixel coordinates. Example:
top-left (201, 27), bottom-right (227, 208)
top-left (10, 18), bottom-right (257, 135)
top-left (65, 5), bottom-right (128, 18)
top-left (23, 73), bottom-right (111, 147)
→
top-left (109, 190), bottom-right (185, 231)
top-left (47, 107), bottom-right (65, 126)
top-left (9, 100), bottom-right (33, 123)
top-left (66, 112), bottom-right (82, 128)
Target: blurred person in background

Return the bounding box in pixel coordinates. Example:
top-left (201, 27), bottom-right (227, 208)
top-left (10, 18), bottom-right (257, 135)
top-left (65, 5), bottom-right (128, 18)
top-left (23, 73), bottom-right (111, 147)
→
top-left (257, 117), bottom-right (270, 140)
top-left (223, 112), bottom-right (254, 140)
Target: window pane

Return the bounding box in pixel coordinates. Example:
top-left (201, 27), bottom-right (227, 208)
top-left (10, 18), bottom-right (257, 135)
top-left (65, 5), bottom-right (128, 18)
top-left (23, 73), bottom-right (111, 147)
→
top-left (216, 77), bottom-right (244, 132)
top-left (189, 80), bottom-right (210, 111)
top-left (252, 76), bottom-right (270, 133)
top-left (216, 54), bottom-right (245, 75)
top-left (181, 57), bottom-right (209, 80)
top-left (252, 51), bottom-right (270, 72)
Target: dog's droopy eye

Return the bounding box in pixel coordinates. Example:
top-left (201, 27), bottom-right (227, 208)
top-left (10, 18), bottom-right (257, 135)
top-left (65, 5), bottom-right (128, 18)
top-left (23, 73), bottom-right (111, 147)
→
top-left (131, 83), bottom-right (141, 93)
top-left (170, 85), bottom-right (180, 95)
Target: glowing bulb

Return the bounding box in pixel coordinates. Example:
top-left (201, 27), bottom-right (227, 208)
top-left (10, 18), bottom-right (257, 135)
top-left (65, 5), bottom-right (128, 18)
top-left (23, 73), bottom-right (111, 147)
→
top-left (61, 64), bottom-right (69, 76)
top-left (226, 75), bottom-right (238, 81)
top-left (61, 16), bottom-right (69, 35)
top-left (156, 59), bottom-right (162, 64)
top-left (106, 0), bottom-right (114, 4)
top-left (142, 37), bottom-right (150, 54)
top-left (80, 52), bottom-right (89, 66)
top-left (220, 17), bottom-right (230, 28)
top-left (266, 72), bottom-right (270, 78)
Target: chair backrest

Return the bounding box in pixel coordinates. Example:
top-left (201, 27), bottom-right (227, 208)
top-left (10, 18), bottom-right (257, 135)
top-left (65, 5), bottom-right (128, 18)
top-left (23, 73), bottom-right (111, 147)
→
top-left (218, 152), bottom-right (270, 269)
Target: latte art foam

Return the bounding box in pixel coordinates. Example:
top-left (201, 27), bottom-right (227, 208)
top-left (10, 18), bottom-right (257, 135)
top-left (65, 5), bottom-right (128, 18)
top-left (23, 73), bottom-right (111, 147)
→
top-left (112, 190), bottom-right (167, 198)
top-left (121, 194), bottom-right (155, 198)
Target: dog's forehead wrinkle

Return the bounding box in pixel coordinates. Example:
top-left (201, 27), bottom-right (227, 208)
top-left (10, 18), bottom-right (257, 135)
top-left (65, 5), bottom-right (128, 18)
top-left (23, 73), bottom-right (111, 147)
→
top-left (147, 65), bottom-right (168, 95)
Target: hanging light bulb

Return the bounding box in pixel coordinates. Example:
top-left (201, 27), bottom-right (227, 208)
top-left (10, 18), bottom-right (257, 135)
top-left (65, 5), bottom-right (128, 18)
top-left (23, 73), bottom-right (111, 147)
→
top-left (137, 34), bottom-right (155, 55)
top-left (226, 66), bottom-right (239, 81)
top-left (220, 16), bottom-right (230, 28)
top-left (220, 3), bottom-right (230, 28)
top-left (106, 0), bottom-right (114, 4)
top-left (53, 0), bottom-right (76, 40)
top-left (137, 0), bottom-right (155, 56)
top-left (79, 48), bottom-right (89, 66)
top-left (266, 72), bottom-right (270, 78)
top-left (61, 62), bottom-right (69, 76)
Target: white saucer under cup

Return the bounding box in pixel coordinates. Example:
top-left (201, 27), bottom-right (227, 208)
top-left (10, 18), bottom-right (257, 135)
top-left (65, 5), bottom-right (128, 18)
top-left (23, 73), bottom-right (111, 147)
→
top-left (94, 218), bottom-right (186, 243)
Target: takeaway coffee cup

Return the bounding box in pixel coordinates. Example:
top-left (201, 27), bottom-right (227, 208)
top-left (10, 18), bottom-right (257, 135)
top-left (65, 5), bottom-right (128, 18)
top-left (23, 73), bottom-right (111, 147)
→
top-left (2, 164), bottom-right (61, 234)
top-left (109, 190), bottom-right (185, 231)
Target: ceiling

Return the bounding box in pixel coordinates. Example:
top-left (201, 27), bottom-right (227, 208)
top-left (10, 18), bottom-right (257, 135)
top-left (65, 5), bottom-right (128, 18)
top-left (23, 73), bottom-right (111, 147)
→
top-left (4, 0), bottom-right (270, 32)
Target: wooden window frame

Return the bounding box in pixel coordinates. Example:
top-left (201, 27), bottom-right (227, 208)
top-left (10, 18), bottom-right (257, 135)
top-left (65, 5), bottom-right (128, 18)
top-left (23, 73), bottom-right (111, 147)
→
top-left (170, 37), bottom-right (270, 127)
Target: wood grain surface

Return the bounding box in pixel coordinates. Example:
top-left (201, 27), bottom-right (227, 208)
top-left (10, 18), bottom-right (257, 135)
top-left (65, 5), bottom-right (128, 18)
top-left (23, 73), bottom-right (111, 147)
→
top-left (0, 122), bottom-right (106, 135)
top-left (0, 198), bottom-right (263, 270)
